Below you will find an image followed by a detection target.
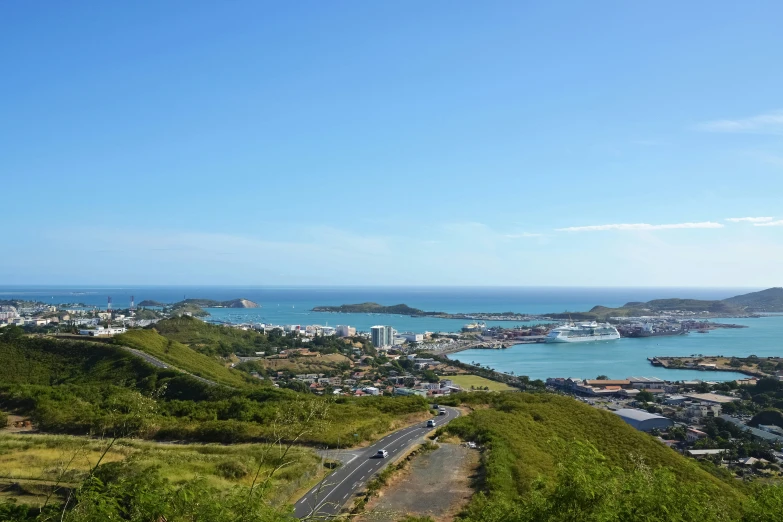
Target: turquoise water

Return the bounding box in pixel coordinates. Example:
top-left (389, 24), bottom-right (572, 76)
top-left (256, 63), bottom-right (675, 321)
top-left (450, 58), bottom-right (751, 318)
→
top-left (450, 316), bottom-right (782, 382)
top-left (0, 285), bottom-right (756, 333)
top-left (4, 285), bottom-right (778, 381)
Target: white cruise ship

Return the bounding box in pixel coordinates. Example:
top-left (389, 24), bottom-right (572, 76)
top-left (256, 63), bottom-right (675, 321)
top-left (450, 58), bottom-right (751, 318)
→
top-left (545, 322), bottom-right (620, 343)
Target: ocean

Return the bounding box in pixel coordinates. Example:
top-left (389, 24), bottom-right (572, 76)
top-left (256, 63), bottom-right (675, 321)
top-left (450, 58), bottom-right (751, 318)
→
top-left (2, 285), bottom-right (775, 382)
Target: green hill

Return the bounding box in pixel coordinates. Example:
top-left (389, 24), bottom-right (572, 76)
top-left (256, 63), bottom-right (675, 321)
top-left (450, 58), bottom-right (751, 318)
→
top-left (114, 329), bottom-right (254, 388)
top-left (723, 287), bottom-right (783, 312)
top-left (312, 302), bottom-right (434, 315)
top-left (549, 298), bottom-right (746, 320)
top-left (0, 336), bottom-right (165, 388)
top-left (441, 393), bottom-right (754, 521)
top-left (151, 316), bottom-right (270, 357)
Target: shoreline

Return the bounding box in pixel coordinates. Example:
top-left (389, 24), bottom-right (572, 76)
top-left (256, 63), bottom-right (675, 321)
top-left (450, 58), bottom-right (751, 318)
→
top-left (649, 356), bottom-right (776, 379)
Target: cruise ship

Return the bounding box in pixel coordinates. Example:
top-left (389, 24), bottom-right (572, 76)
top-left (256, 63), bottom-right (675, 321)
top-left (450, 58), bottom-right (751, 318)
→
top-left (545, 322), bottom-right (620, 343)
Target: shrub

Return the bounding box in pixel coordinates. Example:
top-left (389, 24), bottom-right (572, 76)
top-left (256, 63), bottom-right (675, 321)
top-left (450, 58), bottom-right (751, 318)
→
top-left (215, 459), bottom-right (249, 479)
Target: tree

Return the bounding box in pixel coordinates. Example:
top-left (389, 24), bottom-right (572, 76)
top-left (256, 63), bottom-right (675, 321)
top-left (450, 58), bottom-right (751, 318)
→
top-left (636, 390), bottom-right (654, 403)
top-left (596, 375), bottom-right (609, 380)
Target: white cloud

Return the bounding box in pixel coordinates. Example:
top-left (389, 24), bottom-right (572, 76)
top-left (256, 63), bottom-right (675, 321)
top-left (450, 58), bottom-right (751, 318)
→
top-left (694, 110), bottom-right (783, 134)
top-left (556, 222), bottom-right (724, 232)
top-left (754, 220), bottom-right (783, 227)
top-left (726, 217), bottom-right (775, 223)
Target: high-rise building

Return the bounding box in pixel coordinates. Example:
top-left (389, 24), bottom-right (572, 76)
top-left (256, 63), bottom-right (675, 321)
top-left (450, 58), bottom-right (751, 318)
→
top-left (371, 325), bottom-right (395, 348)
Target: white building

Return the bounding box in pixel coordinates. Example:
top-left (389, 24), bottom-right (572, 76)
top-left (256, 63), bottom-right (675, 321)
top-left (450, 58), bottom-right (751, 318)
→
top-left (0, 306), bottom-right (19, 321)
top-left (363, 386), bottom-right (380, 396)
top-left (79, 326), bottom-right (127, 337)
top-left (371, 325), bottom-right (395, 348)
top-left (336, 325), bottom-right (356, 337)
top-left (402, 332), bottom-right (424, 343)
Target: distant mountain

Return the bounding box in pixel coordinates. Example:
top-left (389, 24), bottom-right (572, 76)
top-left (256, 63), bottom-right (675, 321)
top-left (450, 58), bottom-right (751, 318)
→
top-left (548, 288), bottom-right (783, 320)
top-left (550, 297), bottom-right (747, 320)
top-left (723, 287), bottom-right (783, 312)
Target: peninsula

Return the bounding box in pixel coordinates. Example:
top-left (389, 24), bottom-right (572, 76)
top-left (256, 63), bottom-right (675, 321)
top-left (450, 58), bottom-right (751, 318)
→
top-left (311, 302), bottom-right (537, 321)
top-left (139, 298), bottom-right (260, 309)
top-left (312, 288), bottom-right (783, 323)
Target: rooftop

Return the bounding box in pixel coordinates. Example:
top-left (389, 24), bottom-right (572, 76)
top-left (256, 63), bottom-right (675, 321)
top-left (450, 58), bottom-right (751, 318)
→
top-left (614, 408), bottom-right (669, 422)
top-left (683, 393), bottom-right (740, 404)
top-left (627, 376), bottom-right (665, 383)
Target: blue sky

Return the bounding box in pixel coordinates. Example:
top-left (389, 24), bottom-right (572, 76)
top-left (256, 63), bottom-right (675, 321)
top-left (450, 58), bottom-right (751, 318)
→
top-left (2, 1), bottom-right (782, 286)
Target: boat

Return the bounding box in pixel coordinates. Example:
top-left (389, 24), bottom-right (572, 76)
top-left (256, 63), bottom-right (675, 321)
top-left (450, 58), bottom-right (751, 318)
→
top-left (545, 321), bottom-right (620, 343)
top-left (462, 322), bottom-right (486, 333)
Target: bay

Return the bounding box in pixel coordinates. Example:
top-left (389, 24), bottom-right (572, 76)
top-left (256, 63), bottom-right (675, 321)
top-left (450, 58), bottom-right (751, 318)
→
top-left (3, 285), bottom-right (777, 382)
top-left (450, 316), bottom-right (781, 382)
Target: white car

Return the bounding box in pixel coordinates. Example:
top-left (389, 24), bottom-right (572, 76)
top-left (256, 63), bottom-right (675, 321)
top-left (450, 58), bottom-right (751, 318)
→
top-left (439, 408), bottom-right (446, 415)
top-left (427, 419), bottom-right (436, 428)
top-left (375, 449), bottom-right (389, 458)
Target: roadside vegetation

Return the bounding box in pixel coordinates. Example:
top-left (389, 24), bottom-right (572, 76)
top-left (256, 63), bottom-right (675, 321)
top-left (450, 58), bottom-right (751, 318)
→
top-left (0, 333), bottom-right (429, 448)
top-left (0, 434), bottom-right (321, 505)
top-left (115, 329), bottom-right (254, 387)
top-left (439, 392), bottom-right (783, 521)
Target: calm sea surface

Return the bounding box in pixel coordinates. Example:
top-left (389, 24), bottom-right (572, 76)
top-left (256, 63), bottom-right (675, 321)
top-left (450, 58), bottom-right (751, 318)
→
top-left (3, 286), bottom-right (777, 382)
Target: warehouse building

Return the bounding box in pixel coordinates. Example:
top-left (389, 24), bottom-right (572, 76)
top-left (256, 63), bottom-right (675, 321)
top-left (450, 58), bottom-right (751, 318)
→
top-left (614, 408), bottom-right (673, 432)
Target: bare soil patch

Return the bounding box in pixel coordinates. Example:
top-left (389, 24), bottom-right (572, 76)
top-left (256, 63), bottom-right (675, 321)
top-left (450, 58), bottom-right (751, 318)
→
top-left (358, 443), bottom-right (479, 522)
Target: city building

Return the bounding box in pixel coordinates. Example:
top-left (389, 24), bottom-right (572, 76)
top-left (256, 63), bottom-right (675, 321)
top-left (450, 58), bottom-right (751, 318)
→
top-left (402, 332), bottom-right (424, 343)
top-left (371, 325), bottom-right (394, 348)
top-left (336, 325), bottom-right (356, 337)
top-left (683, 393), bottom-right (740, 405)
top-left (0, 306), bottom-right (19, 321)
top-left (628, 376), bottom-right (666, 390)
top-left (686, 428), bottom-right (708, 442)
top-left (78, 326), bottom-right (127, 337)
top-left (614, 409), bottom-right (674, 432)
top-left (686, 403), bottom-right (722, 419)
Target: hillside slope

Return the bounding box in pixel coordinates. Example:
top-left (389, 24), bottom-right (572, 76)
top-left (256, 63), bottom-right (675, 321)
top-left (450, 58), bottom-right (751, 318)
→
top-left (723, 287), bottom-right (783, 312)
top-left (115, 329), bottom-right (254, 388)
top-left (442, 393), bottom-right (746, 520)
top-left (0, 336), bottom-right (164, 387)
top-left (150, 316), bottom-right (271, 357)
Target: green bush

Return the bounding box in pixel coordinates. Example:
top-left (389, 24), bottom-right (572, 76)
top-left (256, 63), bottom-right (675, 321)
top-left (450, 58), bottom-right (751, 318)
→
top-left (215, 459), bottom-right (249, 479)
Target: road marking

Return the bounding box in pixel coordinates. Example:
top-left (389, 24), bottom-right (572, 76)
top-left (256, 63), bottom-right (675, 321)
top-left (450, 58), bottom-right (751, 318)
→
top-left (300, 409), bottom-right (458, 512)
top-left (343, 494), bottom-right (349, 499)
top-left (360, 475), bottom-right (365, 480)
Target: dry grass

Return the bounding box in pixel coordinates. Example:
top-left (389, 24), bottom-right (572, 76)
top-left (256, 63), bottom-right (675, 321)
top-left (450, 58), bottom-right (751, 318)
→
top-left (259, 353), bottom-right (352, 373)
top-left (0, 433), bottom-right (322, 505)
top-left (448, 374), bottom-right (515, 392)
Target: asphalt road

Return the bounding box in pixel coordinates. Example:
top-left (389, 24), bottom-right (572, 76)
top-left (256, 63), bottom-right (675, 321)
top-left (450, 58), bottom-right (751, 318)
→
top-left (294, 406), bottom-right (460, 519)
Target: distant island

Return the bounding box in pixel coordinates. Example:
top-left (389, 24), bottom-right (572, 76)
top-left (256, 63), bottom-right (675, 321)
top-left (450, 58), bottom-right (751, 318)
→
top-left (136, 298), bottom-right (260, 317)
top-left (139, 298), bottom-right (259, 309)
top-left (312, 302), bottom-right (537, 321)
top-left (138, 300), bottom-right (166, 307)
top-left (177, 298), bottom-right (260, 309)
top-left (312, 302), bottom-right (438, 315)
top-left (312, 288), bottom-right (783, 322)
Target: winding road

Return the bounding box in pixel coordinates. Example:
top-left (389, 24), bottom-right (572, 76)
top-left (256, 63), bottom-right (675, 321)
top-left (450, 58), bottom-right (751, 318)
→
top-left (294, 406), bottom-right (460, 519)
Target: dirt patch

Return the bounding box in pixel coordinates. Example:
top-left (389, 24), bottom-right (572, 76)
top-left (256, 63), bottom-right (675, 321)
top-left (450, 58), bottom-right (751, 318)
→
top-left (358, 443), bottom-right (479, 522)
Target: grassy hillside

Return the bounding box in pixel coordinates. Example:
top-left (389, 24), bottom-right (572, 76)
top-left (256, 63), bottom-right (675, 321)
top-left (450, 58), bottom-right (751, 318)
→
top-left (0, 337), bottom-right (163, 388)
top-left (151, 316), bottom-right (270, 357)
top-left (0, 335), bottom-right (429, 447)
top-left (549, 298), bottom-right (745, 321)
top-left (724, 287), bottom-right (783, 312)
top-left (439, 393), bottom-right (761, 521)
top-left (114, 329), bottom-right (254, 388)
